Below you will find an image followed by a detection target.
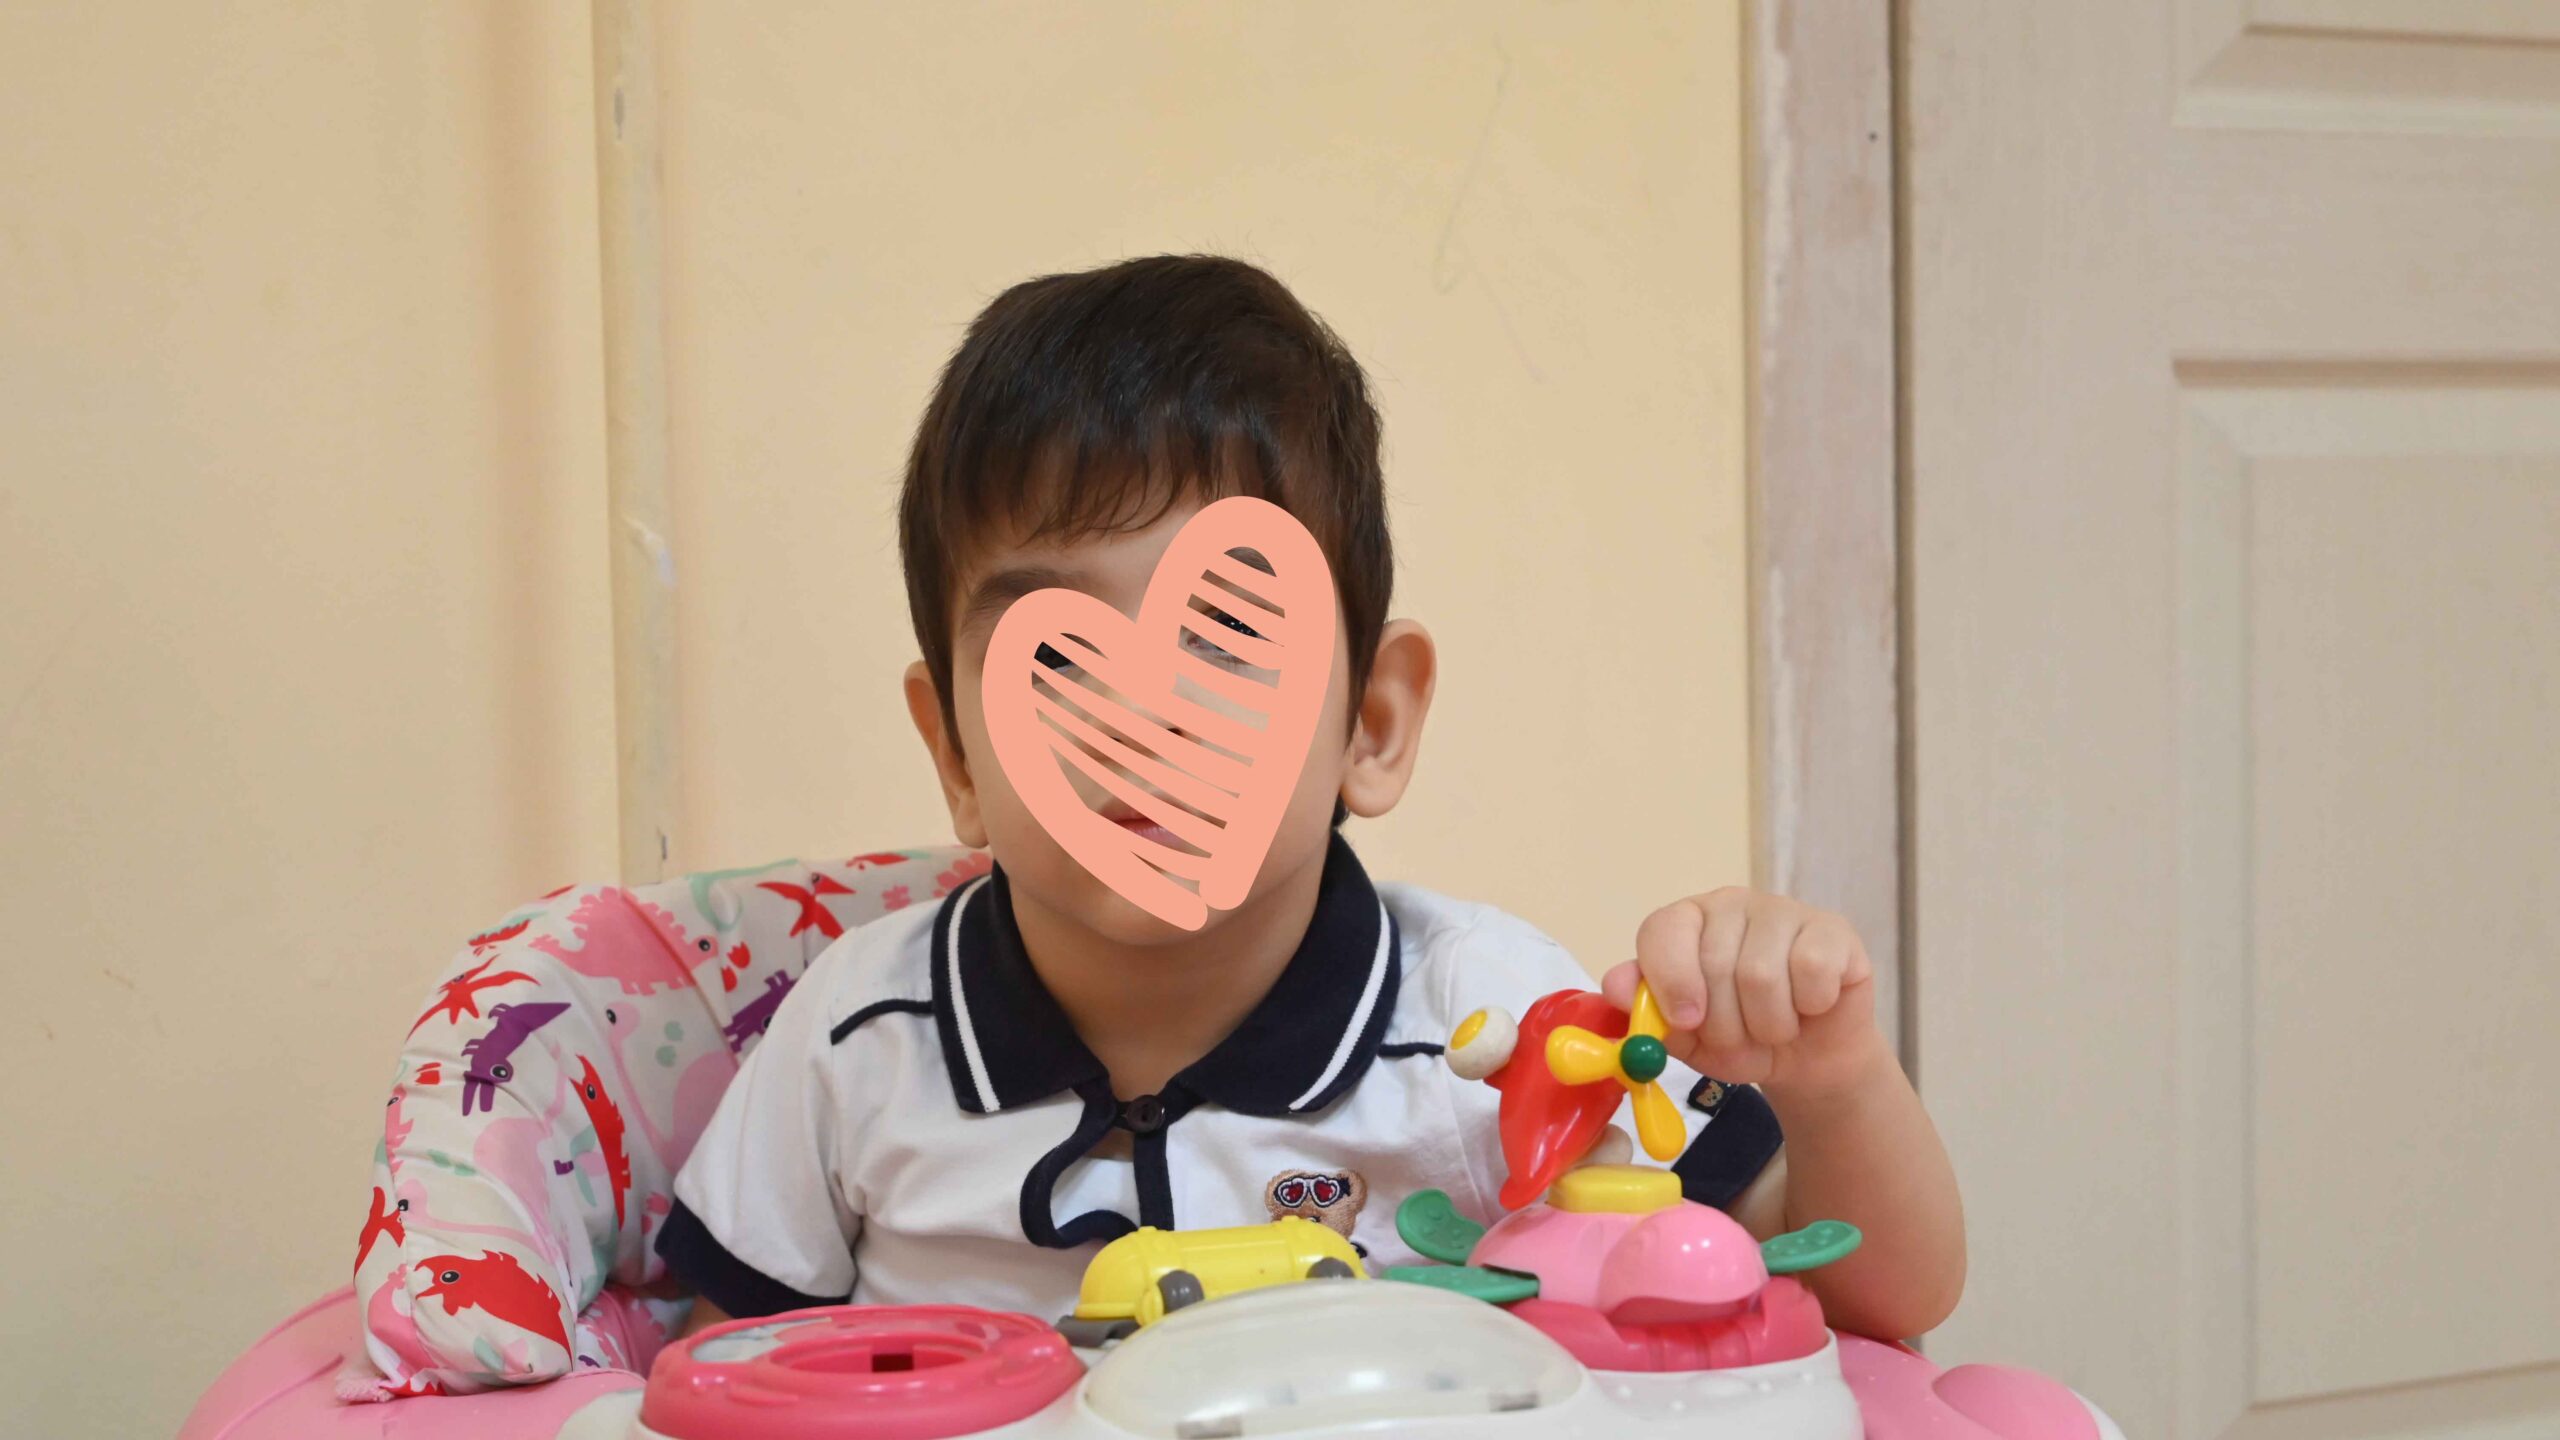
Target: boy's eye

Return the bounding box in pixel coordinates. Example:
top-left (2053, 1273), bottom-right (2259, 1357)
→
top-left (1036, 619), bottom-right (1260, 673)
top-left (1184, 608), bottom-right (1267, 667)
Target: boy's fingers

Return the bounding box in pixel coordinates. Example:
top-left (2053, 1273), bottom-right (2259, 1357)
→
top-left (1634, 901), bottom-right (1710, 1030)
top-left (1697, 897), bottom-right (1750, 1054)
top-left (1844, 931), bottom-right (1875, 989)
top-left (1688, 1041), bottom-right (1774, 1087)
top-left (1790, 918), bottom-right (1851, 1016)
top-left (1600, 960), bottom-right (1641, 1012)
top-left (1736, 909), bottom-right (1800, 1046)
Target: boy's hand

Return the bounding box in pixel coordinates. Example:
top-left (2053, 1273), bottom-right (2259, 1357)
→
top-left (1602, 889), bottom-right (1883, 1100)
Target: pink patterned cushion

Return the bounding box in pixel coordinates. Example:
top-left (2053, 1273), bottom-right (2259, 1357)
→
top-left (352, 847), bottom-right (987, 1397)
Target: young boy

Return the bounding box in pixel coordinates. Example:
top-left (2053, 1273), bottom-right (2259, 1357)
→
top-left (658, 255), bottom-right (1964, 1342)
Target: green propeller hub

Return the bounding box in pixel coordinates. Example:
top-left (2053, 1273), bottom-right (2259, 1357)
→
top-left (1618, 1033), bottom-right (1668, 1084)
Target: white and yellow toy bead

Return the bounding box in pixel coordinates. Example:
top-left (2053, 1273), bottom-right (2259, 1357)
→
top-left (1446, 1006), bottom-right (1519, 1081)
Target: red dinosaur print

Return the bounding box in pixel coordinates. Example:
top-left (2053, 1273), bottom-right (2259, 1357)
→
top-left (847, 851), bottom-right (912, 868)
top-left (413, 1251), bottom-right (569, 1353)
top-left (572, 1057), bottom-right (631, 1230)
top-left (759, 874), bottom-right (856, 940)
top-left (716, 941), bottom-right (751, 992)
top-left (468, 917), bottom-right (534, 949)
top-left (356, 1186), bottom-right (406, 1270)
top-left (407, 956), bottom-right (537, 1037)
top-left (413, 1062), bottom-right (442, 1086)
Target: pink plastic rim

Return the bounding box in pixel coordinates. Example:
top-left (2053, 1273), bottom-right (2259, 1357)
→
top-left (640, 1305), bottom-right (1083, 1440)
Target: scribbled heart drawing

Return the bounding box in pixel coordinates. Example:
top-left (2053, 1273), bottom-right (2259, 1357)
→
top-left (982, 496), bottom-right (1338, 930)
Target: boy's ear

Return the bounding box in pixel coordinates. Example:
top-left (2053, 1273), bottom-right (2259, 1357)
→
top-left (1339, 619), bottom-right (1436, 821)
top-left (903, 660), bottom-right (989, 849)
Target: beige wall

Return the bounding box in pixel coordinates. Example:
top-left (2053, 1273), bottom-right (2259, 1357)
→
top-left (0, 6), bottom-right (615, 1434)
top-left (0, 4), bottom-right (1748, 1435)
top-left (659, 0), bottom-right (1754, 962)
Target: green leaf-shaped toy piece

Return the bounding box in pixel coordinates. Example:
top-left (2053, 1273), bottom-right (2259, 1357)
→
top-left (1761, 1218), bottom-right (1862, 1275)
top-left (1381, 1265), bottom-right (1541, 1305)
top-left (1395, 1188), bottom-right (1487, 1266)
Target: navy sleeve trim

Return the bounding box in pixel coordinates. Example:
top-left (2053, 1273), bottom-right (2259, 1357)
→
top-left (830, 997), bottom-right (934, 1046)
top-left (1671, 1078), bottom-right (1784, 1212)
top-left (656, 1198), bottom-right (848, 1318)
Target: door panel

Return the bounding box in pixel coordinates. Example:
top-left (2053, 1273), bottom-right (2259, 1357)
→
top-left (2177, 0), bottom-right (2560, 136)
top-left (1906, 4), bottom-right (2560, 1437)
top-left (2199, 383), bottom-right (2560, 1404)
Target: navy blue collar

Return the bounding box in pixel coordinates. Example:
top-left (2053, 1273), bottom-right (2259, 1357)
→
top-left (929, 833), bottom-right (1398, 1118)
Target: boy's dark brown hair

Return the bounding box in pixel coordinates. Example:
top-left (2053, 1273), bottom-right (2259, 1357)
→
top-left (899, 254), bottom-right (1391, 752)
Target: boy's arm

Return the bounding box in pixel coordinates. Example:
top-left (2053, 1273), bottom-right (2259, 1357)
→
top-left (1729, 1044), bottom-right (1967, 1339)
top-left (678, 1296), bottom-right (732, 1339)
top-left (1611, 890), bottom-right (1966, 1341)
top-left (656, 959), bottom-right (866, 1320)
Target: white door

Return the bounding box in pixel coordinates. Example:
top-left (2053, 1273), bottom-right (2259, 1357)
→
top-left (1903, 4), bottom-right (2560, 1438)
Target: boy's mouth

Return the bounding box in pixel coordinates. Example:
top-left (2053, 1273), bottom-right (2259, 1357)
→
top-left (1099, 802), bottom-right (1209, 857)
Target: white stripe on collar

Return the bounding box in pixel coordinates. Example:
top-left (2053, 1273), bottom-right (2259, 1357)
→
top-left (942, 874), bottom-right (999, 1112)
top-left (1287, 898), bottom-right (1393, 1112)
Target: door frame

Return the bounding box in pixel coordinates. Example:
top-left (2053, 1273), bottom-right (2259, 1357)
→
top-left (1741, 1), bottom-right (1907, 1061)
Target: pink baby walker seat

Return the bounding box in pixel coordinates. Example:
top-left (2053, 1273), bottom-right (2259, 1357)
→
top-left (181, 846), bottom-right (2121, 1440)
top-left (180, 846), bottom-right (988, 1437)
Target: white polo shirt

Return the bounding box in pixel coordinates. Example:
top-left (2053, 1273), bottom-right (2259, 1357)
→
top-left (658, 835), bottom-right (1782, 1320)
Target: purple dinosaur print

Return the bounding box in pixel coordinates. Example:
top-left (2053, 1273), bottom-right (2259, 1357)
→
top-left (527, 890), bottom-right (715, 997)
top-left (720, 970), bottom-right (798, 1054)
top-left (460, 1001), bottom-right (570, 1116)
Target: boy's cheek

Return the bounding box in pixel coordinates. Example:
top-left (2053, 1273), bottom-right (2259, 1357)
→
top-left (955, 636), bottom-right (1349, 848)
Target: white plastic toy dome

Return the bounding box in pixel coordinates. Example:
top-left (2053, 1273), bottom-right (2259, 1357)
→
top-left (1081, 1282), bottom-right (1582, 1437)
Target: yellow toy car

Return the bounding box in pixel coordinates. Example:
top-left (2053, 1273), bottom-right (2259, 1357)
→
top-left (1060, 1216), bottom-right (1364, 1344)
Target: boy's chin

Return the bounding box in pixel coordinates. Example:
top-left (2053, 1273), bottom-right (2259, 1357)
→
top-left (1069, 872), bottom-right (1233, 946)
top-left (1002, 857), bottom-right (1254, 947)
top-left (1000, 819), bottom-right (1335, 946)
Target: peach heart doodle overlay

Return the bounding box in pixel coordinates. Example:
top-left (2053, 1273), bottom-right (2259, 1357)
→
top-left (981, 496), bottom-right (1338, 931)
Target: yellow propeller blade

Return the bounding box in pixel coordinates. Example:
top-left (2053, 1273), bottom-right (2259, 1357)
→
top-left (1545, 1026), bottom-right (1624, 1086)
top-left (1628, 982), bottom-right (1669, 1042)
top-left (1629, 1079), bottom-right (1687, 1161)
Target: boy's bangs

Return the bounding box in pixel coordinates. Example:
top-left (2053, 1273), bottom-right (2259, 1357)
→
top-left (957, 421), bottom-right (1315, 558)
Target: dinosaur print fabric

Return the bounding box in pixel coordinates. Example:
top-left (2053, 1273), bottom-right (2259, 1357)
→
top-left (352, 848), bottom-right (982, 1399)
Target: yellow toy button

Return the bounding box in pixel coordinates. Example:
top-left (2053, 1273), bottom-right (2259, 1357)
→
top-left (1549, 1164), bottom-right (1681, 1214)
top-left (1452, 1009), bottom-right (1488, 1049)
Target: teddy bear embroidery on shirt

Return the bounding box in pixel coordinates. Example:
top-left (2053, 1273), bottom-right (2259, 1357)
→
top-left (1263, 1168), bottom-right (1367, 1239)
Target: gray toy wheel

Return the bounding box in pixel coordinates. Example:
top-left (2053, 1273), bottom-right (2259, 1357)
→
top-left (1055, 1316), bottom-right (1136, 1348)
top-left (1157, 1268), bottom-right (1206, 1312)
top-left (1306, 1257), bottom-right (1357, 1280)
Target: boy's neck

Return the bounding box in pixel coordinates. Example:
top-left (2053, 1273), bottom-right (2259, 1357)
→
top-left (1007, 843), bottom-right (1329, 1100)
